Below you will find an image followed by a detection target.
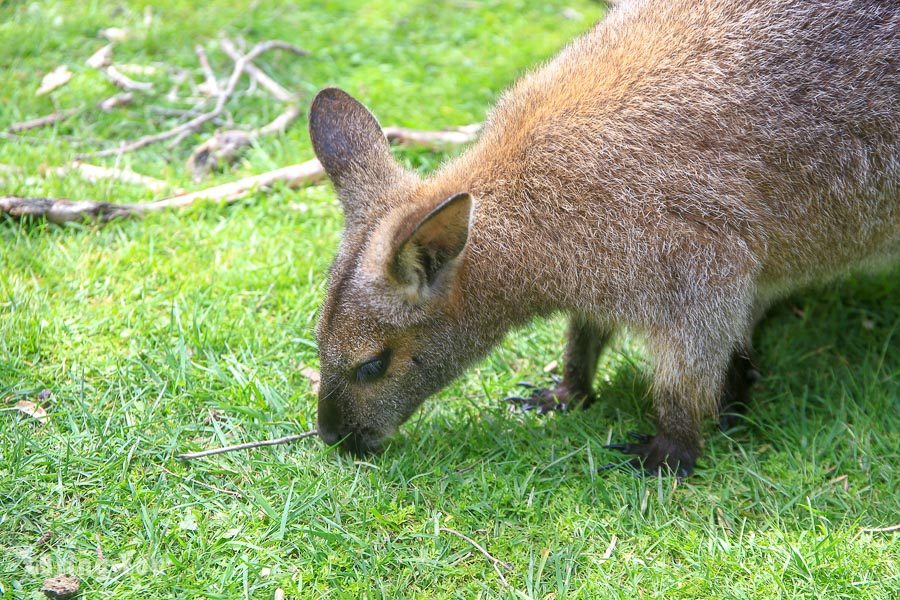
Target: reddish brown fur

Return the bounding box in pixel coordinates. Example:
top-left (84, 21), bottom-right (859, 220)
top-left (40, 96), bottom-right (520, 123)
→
top-left (309, 0), bottom-right (898, 470)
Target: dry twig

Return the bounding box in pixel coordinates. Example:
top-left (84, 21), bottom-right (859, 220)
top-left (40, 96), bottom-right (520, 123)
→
top-left (195, 45), bottom-right (221, 96)
top-left (8, 109), bottom-right (80, 133)
top-left (79, 41), bottom-right (307, 159)
top-left (98, 92), bottom-right (134, 111)
top-left (860, 524), bottom-right (900, 534)
top-left (177, 430), bottom-right (318, 460)
top-left (187, 39), bottom-right (303, 179)
top-left (219, 38), bottom-right (297, 102)
top-left (1, 158), bottom-right (323, 223)
top-left (384, 124), bottom-right (482, 148)
top-left (102, 65), bottom-right (154, 92)
top-left (439, 527), bottom-right (511, 587)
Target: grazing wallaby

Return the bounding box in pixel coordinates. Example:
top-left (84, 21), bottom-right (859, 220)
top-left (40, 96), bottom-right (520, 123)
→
top-left (309, 0), bottom-right (898, 474)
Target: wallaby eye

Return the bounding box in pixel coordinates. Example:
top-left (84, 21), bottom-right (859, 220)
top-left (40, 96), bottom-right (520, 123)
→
top-left (355, 351), bottom-right (391, 383)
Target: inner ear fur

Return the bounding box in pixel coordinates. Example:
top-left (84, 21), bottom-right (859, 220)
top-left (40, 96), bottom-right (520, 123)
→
top-left (389, 192), bottom-right (473, 302)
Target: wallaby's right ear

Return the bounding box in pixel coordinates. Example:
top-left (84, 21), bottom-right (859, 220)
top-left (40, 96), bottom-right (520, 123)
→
top-left (309, 88), bottom-right (397, 211)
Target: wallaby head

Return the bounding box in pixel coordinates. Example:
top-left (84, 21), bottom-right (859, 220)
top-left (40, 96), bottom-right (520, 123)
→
top-left (309, 88), bottom-right (478, 455)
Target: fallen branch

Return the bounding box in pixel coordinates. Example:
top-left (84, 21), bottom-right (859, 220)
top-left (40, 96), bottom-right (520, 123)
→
top-left (8, 109), bottom-right (80, 133)
top-left (439, 527), bottom-right (511, 587)
top-left (384, 124), bottom-right (482, 148)
top-left (0, 197), bottom-right (135, 224)
top-left (177, 430), bottom-right (318, 460)
top-left (3, 122), bottom-right (480, 223)
top-left (1, 158), bottom-right (323, 223)
top-left (78, 41), bottom-right (307, 160)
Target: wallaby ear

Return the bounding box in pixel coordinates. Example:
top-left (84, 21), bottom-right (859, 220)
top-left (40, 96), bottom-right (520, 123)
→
top-left (309, 87), bottom-right (397, 211)
top-left (390, 192), bottom-right (473, 303)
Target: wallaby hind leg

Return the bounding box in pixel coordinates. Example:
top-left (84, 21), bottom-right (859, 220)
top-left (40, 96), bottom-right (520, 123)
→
top-left (505, 316), bottom-right (610, 413)
top-left (603, 323), bottom-right (740, 477)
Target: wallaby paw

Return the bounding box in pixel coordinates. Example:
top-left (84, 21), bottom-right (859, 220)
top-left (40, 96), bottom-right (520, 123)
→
top-left (504, 382), bottom-right (593, 414)
top-left (601, 432), bottom-right (698, 477)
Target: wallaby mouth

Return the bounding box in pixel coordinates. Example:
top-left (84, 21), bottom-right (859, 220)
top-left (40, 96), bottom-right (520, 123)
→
top-left (319, 426), bottom-right (383, 457)
top-left (341, 432), bottom-right (381, 457)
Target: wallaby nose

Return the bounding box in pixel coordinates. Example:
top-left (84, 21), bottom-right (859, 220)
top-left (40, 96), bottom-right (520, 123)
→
top-left (317, 394), bottom-right (343, 446)
top-left (318, 427), bottom-right (341, 446)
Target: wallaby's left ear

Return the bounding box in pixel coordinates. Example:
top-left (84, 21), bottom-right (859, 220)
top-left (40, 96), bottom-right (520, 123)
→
top-left (390, 192), bottom-right (473, 303)
top-left (308, 87), bottom-right (399, 214)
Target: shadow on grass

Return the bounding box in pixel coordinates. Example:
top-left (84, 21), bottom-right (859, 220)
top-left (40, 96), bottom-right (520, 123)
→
top-left (376, 270), bottom-right (897, 496)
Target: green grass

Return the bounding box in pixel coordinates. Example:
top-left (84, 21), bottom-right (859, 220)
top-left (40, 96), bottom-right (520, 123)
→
top-left (1, 1), bottom-right (898, 598)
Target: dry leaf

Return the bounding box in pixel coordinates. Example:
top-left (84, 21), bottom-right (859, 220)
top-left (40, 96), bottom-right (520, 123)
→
top-left (179, 511), bottom-right (198, 531)
top-left (543, 360), bottom-right (559, 373)
top-left (274, 589), bottom-right (285, 600)
top-left (86, 44), bottom-right (113, 69)
top-left (301, 367), bottom-right (321, 394)
top-left (99, 27), bottom-right (129, 42)
top-left (41, 575), bottom-right (80, 600)
top-left (36, 66), bottom-right (72, 96)
top-left (260, 567), bottom-right (271, 577)
top-left (15, 400), bottom-right (48, 424)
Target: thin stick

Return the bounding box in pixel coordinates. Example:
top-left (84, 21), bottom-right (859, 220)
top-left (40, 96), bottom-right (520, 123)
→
top-left (439, 527), bottom-right (511, 587)
top-left (79, 41), bottom-right (307, 159)
top-left (103, 65), bottom-right (154, 92)
top-left (384, 124), bottom-right (482, 148)
top-left (98, 92), bottom-right (134, 112)
top-left (195, 45), bottom-right (221, 96)
top-left (860, 524), bottom-right (900, 533)
top-left (219, 38), bottom-right (297, 102)
top-left (8, 109), bottom-right (80, 133)
top-left (177, 430), bottom-right (318, 460)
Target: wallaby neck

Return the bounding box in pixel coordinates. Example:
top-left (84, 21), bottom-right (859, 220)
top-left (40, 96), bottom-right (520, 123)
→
top-left (434, 146), bottom-right (588, 332)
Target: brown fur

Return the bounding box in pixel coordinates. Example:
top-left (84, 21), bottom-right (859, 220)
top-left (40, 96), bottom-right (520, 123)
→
top-left (310, 0), bottom-right (898, 471)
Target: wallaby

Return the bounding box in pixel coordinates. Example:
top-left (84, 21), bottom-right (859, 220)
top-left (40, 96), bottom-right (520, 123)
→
top-left (309, 0), bottom-right (898, 475)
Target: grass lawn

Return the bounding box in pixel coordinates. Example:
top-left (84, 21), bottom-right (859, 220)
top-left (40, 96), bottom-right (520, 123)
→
top-left (1, 1), bottom-right (898, 598)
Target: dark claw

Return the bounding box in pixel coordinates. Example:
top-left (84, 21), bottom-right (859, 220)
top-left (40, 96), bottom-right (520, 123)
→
top-left (504, 385), bottom-right (571, 414)
top-left (602, 432), bottom-right (699, 477)
top-left (503, 395), bottom-right (527, 403)
top-left (597, 462), bottom-right (621, 472)
top-left (603, 443), bottom-right (629, 451)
